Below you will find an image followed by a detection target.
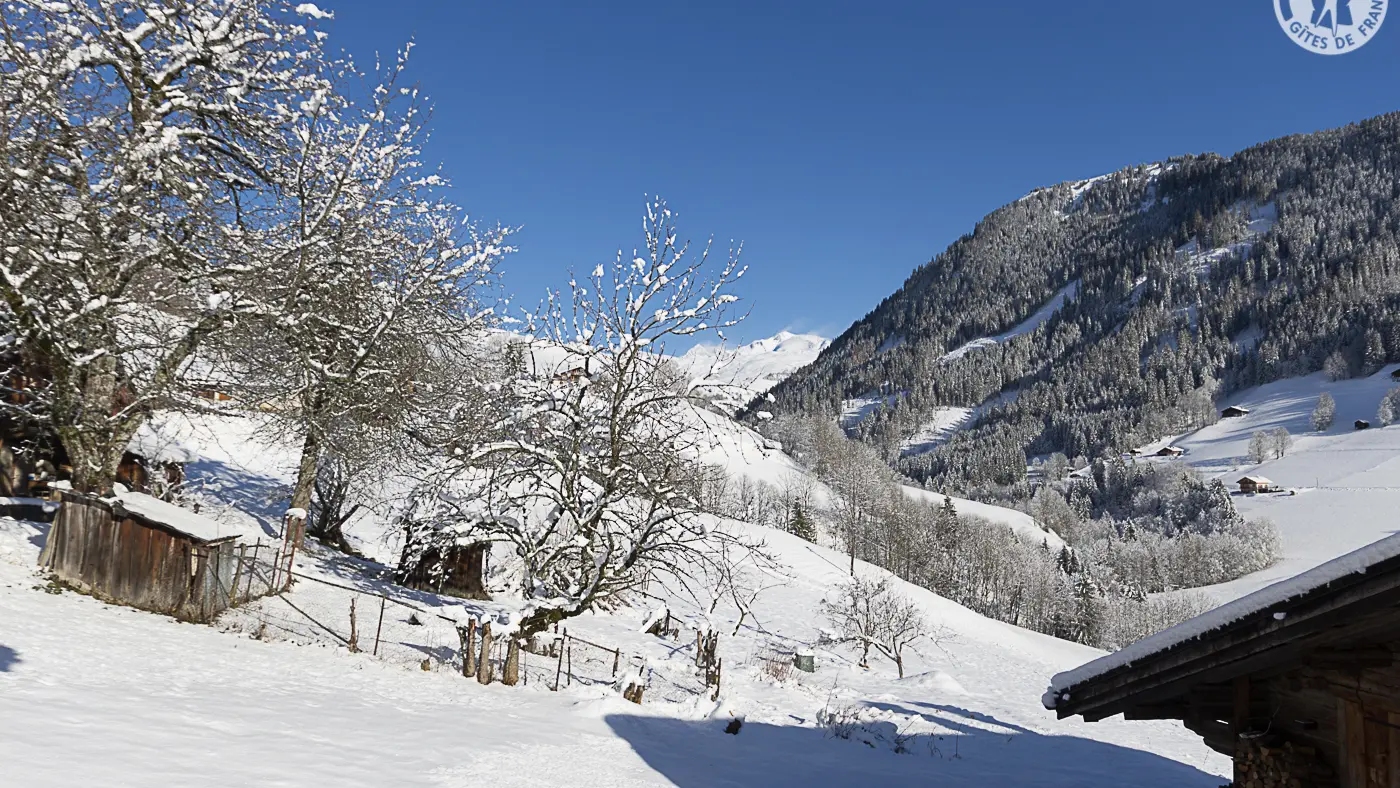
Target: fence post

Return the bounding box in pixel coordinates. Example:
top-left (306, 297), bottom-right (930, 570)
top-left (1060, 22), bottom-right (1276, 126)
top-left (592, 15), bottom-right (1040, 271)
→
top-left (245, 540), bottom-right (260, 600)
top-left (230, 544), bottom-right (246, 607)
top-left (373, 595), bottom-right (387, 657)
top-left (612, 647), bottom-right (619, 678)
top-left (348, 597), bottom-right (360, 653)
top-left (711, 658), bottom-right (722, 702)
top-left (553, 628), bottom-right (565, 691)
top-left (566, 634), bottom-right (573, 688)
top-left (476, 621), bottom-right (493, 684)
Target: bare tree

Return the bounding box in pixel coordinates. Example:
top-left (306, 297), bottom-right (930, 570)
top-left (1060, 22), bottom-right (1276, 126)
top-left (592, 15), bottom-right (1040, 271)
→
top-left (822, 575), bottom-right (932, 678)
top-left (0, 0), bottom-right (327, 491)
top-left (405, 199), bottom-right (756, 637)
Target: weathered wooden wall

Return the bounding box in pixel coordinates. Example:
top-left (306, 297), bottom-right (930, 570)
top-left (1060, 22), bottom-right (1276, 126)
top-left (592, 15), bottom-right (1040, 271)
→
top-left (400, 543), bottom-right (489, 600)
top-left (39, 493), bottom-right (241, 622)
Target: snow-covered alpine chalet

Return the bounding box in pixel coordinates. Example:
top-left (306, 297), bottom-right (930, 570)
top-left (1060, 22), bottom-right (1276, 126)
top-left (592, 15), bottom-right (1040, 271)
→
top-left (1047, 533), bottom-right (1400, 787)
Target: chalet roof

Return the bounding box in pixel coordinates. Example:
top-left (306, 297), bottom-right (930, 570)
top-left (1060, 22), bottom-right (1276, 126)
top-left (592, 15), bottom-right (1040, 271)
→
top-left (1044, 530), bottom-right (1400, 716)
top-left (1237, 475), bottom-right (1274, 485)
top-left (1222, 405), bottom-right (1251, 413)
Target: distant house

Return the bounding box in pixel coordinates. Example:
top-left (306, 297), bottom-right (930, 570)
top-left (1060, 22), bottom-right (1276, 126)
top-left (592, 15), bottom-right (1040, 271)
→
top-left (551, 366), bottom-right (592, 385)
top-left (1221, 406), bottom-right (1251, 419)
top-left (1356, 420), bottom-right (1372, 431)
top-left (1237, 476), bottom-right (1277, 494)
top-left (1045, 531), bottom-right (1400, 787)
top-left (1156, 446), bottom-right (1185, 457)
top-left (1391, 368), bottom-right (1400, 381)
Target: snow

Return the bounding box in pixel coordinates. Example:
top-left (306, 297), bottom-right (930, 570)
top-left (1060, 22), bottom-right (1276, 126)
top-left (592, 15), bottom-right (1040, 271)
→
top-left (679, 331), bottom-right (829, 412)
top-left (902, 486), bottom-right (1067, 552)
top-left (0, 404), bottom-right (1228, 786)
top-left (0, 512), bottom-right (1228, 787)
top-left (898, 406), bottom-right (975, 455)
top-left (109, 490), bottom-right (254, 543)
top-left (1135, 367), bottom-right (1400, 603)
top-left (1045, 525), bottom-right (1400, 708)
top-left (940, 281), bottom-right (1079, 364)
top-left (839, 390), bottom-right (902, 428)
top-left (125, 417), bottom-right (199, 464)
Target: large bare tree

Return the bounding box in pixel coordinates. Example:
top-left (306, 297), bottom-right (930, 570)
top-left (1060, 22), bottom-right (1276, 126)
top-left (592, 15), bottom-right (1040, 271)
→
top-left (0, 0), bottom-right (326, 491)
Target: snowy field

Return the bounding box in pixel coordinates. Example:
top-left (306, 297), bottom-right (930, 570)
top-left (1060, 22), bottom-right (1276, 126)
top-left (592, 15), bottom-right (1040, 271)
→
top-left (1144, 367), bottom-right (1400, 602)
top-left (0, 408), bottom-right (1228, 786)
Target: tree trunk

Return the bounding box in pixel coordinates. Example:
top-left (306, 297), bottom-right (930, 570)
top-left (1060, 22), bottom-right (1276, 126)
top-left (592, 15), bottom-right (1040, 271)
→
top-left (502, 638), bottom-right (520, 686)
top-left (287, 427), bottom-right (321, 549)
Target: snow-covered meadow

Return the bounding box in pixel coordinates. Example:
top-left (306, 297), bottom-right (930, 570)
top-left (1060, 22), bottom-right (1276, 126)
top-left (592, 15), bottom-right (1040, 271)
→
top-left (0, 406), bottom-right (1230, 787)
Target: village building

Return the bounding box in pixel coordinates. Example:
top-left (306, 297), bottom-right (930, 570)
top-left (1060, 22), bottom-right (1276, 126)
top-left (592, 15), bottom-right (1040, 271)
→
top-left (1045, 532), bottom-right (1400, 788)
top-left (1222, 405), bottom-right (1252, 419)
top-left (1238, 476), bottom-right (1278, 495)
top-left (39, 490), bottom-right (270, 622)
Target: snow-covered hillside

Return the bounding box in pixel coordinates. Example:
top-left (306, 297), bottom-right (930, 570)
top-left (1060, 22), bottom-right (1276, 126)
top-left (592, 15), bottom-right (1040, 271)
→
top-left (1138, 367), bottom-right (1400, 603)
top-left (0, 404), bottom-right (1229, 786)
top-left (0, 511), bottom-right (1226, 787)
top-left (679, 331), bottom-right (829, 412)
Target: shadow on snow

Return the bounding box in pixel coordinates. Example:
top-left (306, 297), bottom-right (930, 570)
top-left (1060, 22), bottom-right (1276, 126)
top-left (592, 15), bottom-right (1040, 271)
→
top-left (604, 711), bottom-right (1222, 788)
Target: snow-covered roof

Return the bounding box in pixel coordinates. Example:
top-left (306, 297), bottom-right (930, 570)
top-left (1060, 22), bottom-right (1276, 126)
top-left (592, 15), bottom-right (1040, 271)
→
top-left (107, 491), bottom-right (241, 543)
top-left (1044, 529), bottom-right (1400, 710)
top-left (1237, 476), bottom-right (1274, 485)
top-left (1222, 405), bottom-right (1251, 413)
top-left (126, 421), bottom-right (199, 465)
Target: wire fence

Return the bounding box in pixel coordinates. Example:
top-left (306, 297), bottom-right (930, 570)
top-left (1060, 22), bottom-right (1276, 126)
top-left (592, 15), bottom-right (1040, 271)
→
top-left (216, 564), bottom-right (713, 703)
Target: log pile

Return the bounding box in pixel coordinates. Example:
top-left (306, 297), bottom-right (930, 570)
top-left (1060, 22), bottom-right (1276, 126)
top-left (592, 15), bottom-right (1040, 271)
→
top-left (1234, 739), bottom-right (1335, 788)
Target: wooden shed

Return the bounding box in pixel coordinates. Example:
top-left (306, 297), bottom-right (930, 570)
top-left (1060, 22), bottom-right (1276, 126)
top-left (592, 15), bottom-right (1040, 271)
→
top-left (39, 491), bottom-right (259, 622)
top-left (397, 542), bottom-right (491, 600)
top-left (1156, 446), bottom-right (1186, 457)
top-left (1045, 534), bottom-right (1400, 788)
top-left (1223, 405), bottom-right (1252, 419)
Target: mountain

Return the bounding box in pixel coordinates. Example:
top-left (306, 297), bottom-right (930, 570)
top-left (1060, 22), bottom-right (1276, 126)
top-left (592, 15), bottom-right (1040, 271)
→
top-left (679, 331), bottom-right (830, 412)
top-left (757, 112), bottom-right (1400, 500)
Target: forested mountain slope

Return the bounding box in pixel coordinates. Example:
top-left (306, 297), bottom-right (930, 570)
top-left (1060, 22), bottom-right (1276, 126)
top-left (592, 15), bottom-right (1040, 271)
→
top-left (756, 112), bottom-right (1400, 498)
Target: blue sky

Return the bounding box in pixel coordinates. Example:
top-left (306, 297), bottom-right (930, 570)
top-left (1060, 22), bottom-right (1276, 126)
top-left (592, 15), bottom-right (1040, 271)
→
top-left (321, 1), bottom-right (1400, 347)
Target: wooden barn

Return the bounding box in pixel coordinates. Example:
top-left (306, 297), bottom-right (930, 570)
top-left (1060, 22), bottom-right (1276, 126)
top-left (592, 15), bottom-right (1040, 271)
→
top-left (397, 542), bottom-right (491, 600)
top-left (1391, 369), bottom-right (1400, 381)
top-left (1045, 534), bottom-right (1400, 788)
top-left (1157, 446), bottom-right (1186, 457)
top-left (1223, 405), bottom-right (1252, 419)
top-left (39, 491), bottom-right (263, 622)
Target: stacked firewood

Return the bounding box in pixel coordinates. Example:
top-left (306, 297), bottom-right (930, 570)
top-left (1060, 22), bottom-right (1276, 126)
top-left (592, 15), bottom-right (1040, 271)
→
top-left (1234, 739), bottom-right (1334, 788)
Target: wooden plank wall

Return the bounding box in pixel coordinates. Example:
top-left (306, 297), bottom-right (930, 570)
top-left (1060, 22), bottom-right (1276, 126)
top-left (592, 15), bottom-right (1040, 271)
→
top-left (39, 494), bottom-right (240, 623)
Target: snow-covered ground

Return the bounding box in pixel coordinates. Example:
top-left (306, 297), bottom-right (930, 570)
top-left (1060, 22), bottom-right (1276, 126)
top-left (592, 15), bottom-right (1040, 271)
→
top-left (0, 404), bottom-right (1228, 786)
top-left (0, 516), bottom-right (1226, 786)
top-left (1140, 367), bottom-right (1400, 602)
top-left (903, 486), bottom-right (1067, 552)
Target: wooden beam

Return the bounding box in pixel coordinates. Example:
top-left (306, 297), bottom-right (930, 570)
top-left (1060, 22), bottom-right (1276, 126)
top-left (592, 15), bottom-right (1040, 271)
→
top-left (1056, 578), bottom-right (1400, 721)
top-left (1306, 646), bottom-right (1394, 670)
